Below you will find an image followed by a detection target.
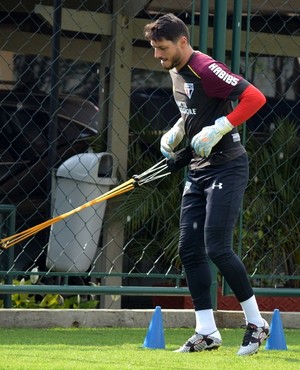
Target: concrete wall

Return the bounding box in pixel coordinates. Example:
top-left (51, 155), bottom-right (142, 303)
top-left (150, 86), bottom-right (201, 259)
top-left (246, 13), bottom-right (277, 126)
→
top-left (0, 309), bottom-right (299, 329)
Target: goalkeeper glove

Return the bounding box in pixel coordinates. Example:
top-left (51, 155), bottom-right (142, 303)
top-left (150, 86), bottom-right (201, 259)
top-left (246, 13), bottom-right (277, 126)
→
top-left (191, 116), bottom-right (234, 157)
top-left (160, 117), bottom-right (185, 159)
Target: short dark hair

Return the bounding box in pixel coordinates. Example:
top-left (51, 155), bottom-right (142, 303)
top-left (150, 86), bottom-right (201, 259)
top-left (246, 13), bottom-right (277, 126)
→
top-left (144, 13), bottom-right (190, 43)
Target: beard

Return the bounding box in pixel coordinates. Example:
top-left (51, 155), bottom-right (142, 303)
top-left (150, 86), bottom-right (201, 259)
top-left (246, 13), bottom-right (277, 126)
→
top-left (160, 52), bottom-right (182, 70)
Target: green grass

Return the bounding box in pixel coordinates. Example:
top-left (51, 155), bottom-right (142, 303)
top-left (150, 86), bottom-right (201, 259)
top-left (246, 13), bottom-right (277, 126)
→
top-left (0, 328), bottom-right (299, 370)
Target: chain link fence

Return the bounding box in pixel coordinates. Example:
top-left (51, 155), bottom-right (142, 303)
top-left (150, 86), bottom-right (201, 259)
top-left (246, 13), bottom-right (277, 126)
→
top-left (0, 1), bottom-right (299, 309)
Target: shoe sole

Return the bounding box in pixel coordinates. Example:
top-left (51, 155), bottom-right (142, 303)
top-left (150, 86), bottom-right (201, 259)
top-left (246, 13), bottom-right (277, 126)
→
top-left (205, 346), bottom-right (220, 351)
top-left (174, 344), bottom-right (221, 353)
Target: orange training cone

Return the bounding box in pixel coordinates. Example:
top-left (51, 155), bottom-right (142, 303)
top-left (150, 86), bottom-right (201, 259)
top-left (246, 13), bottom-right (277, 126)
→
top-left (142, 306), bottom-right (165, 349)
top-left (265, 309), bottom-right (287, 350)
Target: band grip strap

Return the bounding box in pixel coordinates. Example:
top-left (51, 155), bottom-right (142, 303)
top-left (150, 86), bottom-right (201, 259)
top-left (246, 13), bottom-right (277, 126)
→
top-left (167, 146), bottom-right (194, 172)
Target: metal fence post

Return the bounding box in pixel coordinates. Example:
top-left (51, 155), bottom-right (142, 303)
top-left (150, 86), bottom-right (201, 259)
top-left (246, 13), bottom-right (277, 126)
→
top-left (213, 0), bottom-right (227, 61)
top-left (199, 0), bottom-right (209, 53)
top-left (0, 205), bottom-right (16, 308)
top-left (209, 0), bottom-right (228, 310)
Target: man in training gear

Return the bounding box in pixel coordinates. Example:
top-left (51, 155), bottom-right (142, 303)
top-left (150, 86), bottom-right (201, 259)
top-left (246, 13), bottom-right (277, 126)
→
top-left (144, 13), bottom-right (269, 356)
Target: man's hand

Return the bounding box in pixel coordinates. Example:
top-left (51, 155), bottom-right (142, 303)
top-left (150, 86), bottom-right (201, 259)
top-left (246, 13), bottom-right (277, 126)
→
top-left (167, 146), bottom-right (194, 172)
top-left (160, 117), bottom-right (185, 159)
top-left (191, 116), bottom-right (234, 157)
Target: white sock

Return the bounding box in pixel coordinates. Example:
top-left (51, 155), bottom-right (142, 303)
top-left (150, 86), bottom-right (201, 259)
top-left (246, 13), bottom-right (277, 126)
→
top-left (195, 309), bottom-right (218, 335)
top-left (240, 295), bottom-right (264, 327)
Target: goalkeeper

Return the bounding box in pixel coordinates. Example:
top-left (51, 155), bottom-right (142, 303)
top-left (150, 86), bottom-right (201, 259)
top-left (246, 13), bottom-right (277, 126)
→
top-left (144, 13), bottom-right (269, 356)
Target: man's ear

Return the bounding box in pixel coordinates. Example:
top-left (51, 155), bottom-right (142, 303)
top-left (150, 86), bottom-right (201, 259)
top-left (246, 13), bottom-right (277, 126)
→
top-left (179, 36), bottom-right (188, 48)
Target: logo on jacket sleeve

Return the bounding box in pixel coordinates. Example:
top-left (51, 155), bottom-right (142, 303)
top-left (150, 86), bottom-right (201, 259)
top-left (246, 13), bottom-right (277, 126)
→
top-left (208, 63), bottom-right (239, 86)
top-left (184, 83), bottom-right (194, 99)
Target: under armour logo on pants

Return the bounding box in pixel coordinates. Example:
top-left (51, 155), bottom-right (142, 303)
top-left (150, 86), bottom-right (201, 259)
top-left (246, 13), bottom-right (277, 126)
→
top-left (212, 181), bottom-right (223, 189)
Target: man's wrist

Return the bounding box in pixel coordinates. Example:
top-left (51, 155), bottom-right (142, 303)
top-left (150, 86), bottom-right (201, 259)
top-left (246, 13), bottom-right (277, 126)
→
top-left (215, 116), bottom-right (234, 134)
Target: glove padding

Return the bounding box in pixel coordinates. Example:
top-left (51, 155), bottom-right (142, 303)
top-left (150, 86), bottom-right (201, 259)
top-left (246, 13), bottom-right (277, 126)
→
top-left (167, 146), bottom-right (194, 172)
top-left (160, 117), bottom-right (185, 159)
top-left (191, 116), bottom-right (234, 157)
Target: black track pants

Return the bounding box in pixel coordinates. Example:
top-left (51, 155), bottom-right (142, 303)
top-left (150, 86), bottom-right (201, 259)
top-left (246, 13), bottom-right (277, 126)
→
top-left (179, 153), bottom-right (254, 311)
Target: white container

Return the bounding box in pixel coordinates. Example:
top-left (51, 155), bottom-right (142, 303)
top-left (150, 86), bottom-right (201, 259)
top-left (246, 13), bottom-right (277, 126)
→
top-left (46, 152), bottom-right (117, 272)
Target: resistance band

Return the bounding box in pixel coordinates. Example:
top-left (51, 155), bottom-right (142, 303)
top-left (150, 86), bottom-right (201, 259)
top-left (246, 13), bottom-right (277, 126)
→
top-left (0, 159), bottom-right (170, 250)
